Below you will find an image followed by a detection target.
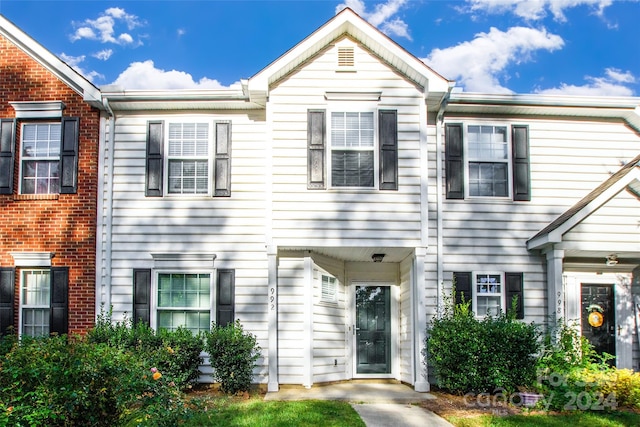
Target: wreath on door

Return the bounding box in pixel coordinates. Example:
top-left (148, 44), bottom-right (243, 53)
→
top-left (586, 304), bottom-right (604, 328)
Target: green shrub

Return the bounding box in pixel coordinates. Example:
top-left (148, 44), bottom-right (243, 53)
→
top-left (87, 308), bottom-right (204, 389)
top-left (534, 323), bottom-right (634, 411)
top-left (425, 290), bottom-right (540, 394)
top-left (203, 320), bottom-right (261, 394)
top-left (0, 335), bottom-right (192, 426)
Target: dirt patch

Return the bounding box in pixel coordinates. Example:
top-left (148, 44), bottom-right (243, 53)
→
top-left (420, 390), bottom-right (525, 419)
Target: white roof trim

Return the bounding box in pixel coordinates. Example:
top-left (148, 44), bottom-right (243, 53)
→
top-left (247, 8), bottom-right (451, 105)
top-left (527, 167), bottom-right (640, 250)
top-left (0, 15), bottom-right (103, 109)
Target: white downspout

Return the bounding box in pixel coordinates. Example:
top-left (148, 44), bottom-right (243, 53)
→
top-left (435, 86), bottom-right (453, 316)
top-left (97, 97), bottom-right (115, 317)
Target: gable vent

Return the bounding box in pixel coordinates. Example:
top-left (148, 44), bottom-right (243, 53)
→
top-left (337, 47), bottom-right (355, 67)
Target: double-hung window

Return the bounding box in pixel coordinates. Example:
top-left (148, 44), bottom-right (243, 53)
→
top-left (445, 123), bottom-right (530, 201)
top-left (157, 273), bottom-right (212, 334)
top-left (145, 120), bottom-right (232, 197)
top-left (453, 271), bottom-right (525, 319)
top-left (307, 108), bottom-right (398, 190)
top-left (20, 123), bottom-right (61, 194)
top-left (20, 270), bottom-right (51, 337)
top-left (330, 111), bottom-right (375, 188)
top-left (466, 125), bottom-right (509, 197)
top-left (167, 123), bottom-right (210, 195)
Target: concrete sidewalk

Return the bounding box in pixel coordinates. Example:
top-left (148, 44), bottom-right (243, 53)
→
top-left (264, 382), bottom-right (453, 427)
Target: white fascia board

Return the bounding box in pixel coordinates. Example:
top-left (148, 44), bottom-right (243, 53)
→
top-left (0, 15), bottom-right (104, 110)
top-left (247, 8), bottom-right (451, 100)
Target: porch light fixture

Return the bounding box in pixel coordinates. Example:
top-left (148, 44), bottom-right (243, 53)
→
top-left (606, 254), bottom-right (618, 266)
top-left (371, 253), bottom-right (385, 263)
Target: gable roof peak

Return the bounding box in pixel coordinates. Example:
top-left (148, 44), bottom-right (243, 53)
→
top-left (247, 7), bottom-right (451, 107)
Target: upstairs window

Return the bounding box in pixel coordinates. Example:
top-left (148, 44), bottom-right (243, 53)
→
top-left (445, 123), bottom-right (530, 201)
top-left (330, 112), bottom-right (374, 188)
top-left (307, 109), bottom-right (398, 191)
top-left (20, 123), bottom-right (61, 194)
top-left (467, 125), bottom-right (508, 197)
top-left (167, 123), bottom-right (210, 194)
top-left (145, 120), bottom-right (232, 197)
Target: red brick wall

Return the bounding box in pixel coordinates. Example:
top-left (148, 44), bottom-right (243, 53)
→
top-left (0, 34), bottom-right (99, 335)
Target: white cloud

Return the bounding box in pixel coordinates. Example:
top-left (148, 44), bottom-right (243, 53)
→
top-left (93, 49), bottom-right (113, 61)
top-left (465, 0), bottom-right (613, 22)
top-left (422, 26), bottom-right (564, 93)
top-left (110, 60), bottom-right (237, 90)
top-left (59, 53), bottom-right (104, 82)
top-left (336, 0), bottom-right (412, 40)
top-left (70, 7), bottom-right (144, 45)
top-left (536, 68), bottom-right (636, 96)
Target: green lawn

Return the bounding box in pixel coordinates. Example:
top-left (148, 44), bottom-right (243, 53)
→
top-left (183, 398), bottom-right (365, 427)
top-left (446, 411), bottom-right (640, 427)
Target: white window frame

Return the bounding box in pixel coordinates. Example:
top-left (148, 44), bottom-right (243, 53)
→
top-left (327, 106), bottom-right (379, 189)
top-left (320, 274), bottom-right (338, 304)
top-left (472, 272), bottom-right (505, 317)
top-left (164, 120), bottom-right (213, 196)
top-left (463, 123), bottom-right (512, 199)
top-left (151, 270), bottom-right (215, 334)
top-left (18, 121), bottom-right (61, 195)
top-left (19, 269), bottom-right (51, 337)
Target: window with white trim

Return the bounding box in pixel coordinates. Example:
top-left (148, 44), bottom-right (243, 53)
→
top-left (20, 269), bottom-right (50, 337)
top-left (157, 273), bottom-right (212, 334)
top-left (167, 122), bottom-right (210, 194)
top-left (473, 273), bottom-right (504, 317)
top-left (330, 111), bottom-right (375, 188)
top-left (20, 122), bottom-right (61, 194)
top-left (466, 125), bottom-right (509, 197)
top-left (321, 274), bottom-right (337, 303)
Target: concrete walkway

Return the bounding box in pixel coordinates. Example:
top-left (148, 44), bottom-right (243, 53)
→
top-left (265, 382), bottom-right (453, 427)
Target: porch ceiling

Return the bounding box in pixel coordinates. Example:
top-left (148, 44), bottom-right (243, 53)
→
top-left (278, 246), bottom-right (415, 263)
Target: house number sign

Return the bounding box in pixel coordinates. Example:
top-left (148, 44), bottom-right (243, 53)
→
top-left (270, 287), bottom-right (276, 311)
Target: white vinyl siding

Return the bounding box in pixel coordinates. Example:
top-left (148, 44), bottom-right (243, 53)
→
top-left (269, 40), bottom-right (424, 248)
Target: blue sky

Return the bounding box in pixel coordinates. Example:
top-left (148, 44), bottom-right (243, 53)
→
top-left (1, 0), bottom-right (638, 95)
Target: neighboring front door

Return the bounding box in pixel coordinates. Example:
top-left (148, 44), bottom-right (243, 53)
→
top-left (355, 285), bottom-right (391, 374)
top-left (581, 283), bottom-right (616, 360)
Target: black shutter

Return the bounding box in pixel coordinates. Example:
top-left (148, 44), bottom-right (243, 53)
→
top-left (133, 269), bottom-right (151, 326)
top-left (512, 125), bottom-right (530, 201)
top-left (445, 123), bottom-right (464, 199)
top-left (59, 117), bottom-right (79, 194)
top-left (145, 121), bottom-right (164, 197)
top-left (453, 271), bottom-right (472, 306)
top-left (307, 110), bottom-right (326, 189)
top-left (0, 268), bottom-right (15, 336)
top-left (506, 272), bottom-right (525, 319)
top-left (216, 269), bottom-right (235, 327)
top-left (214, 121), bottom-right (232, 197)
top-left (50, 267), bottom-right (69, 335)
top-left (379, 110), bottom-right (398, 190)
top-left (0, 119), bottom-right (15, 195)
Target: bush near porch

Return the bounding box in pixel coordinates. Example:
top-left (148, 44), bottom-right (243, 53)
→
top-left (425, 295), bottom-right (540, 394)
top-left (425, 292), bottom-right (640, 412)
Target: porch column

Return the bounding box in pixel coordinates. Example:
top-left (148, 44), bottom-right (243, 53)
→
top-left (303, 253), bottom-right (313, 388)
top-left (414, 247), bottom-right (430, 392)
top-left (267, 246), bottom-right (279, 392)
top-left (546, 249), bottom-right (565, 328)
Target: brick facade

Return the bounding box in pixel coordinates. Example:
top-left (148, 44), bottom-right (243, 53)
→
top-left (0, 34), bottom-right (99, 335)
